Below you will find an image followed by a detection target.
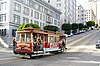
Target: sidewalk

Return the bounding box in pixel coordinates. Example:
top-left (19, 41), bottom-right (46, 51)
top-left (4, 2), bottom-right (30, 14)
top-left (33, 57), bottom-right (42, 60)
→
top-left (0, 47), bottom-right (13, 52)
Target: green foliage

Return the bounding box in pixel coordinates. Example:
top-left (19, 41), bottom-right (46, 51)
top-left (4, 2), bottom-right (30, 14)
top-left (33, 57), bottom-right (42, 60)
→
top-left (86, 21), bottom-right (95, 27)
top-left (17, 23), bottom-right (25, 31)
top-left (72, 30), bottom-right (77, 34)
top-left (64, 30), bottom-right (71, 35)
top-left (84, 25), bottom-right (89, 29)
top-left (78, 23), bottom-right (84, 30)
top-left (30, 23), bottom-right (40, 28)
top-left (24, 23), bottom-right (31, 28)
top-left (44, 25), bottom-right (59, 32)
top-left (71, 23), bottom-right (78, 30)
top-left (95, 24), bottom-right (98, 28)
top-left (98, 26), bottom-right (100, 28)
top-left (17, 23), bottom-right (40, 31)
top-left (61, 23), bottom-right (71, 31)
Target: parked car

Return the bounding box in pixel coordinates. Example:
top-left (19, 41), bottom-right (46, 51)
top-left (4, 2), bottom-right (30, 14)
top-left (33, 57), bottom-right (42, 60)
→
top-left (96, 40), bottom-right (100, 49)
top-left (67, 33), bottom-right (73, 37)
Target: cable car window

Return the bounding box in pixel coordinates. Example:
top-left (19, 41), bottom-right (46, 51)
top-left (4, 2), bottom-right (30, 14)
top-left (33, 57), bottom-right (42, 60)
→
top-left (16, 34), bottom-right (20, 42)
top-left (50, 36), bottom-right (55, 43)
top-left (56, 37), bottom-right (59, 42)
top-left (26, 33), bottom-right (31, 42)
top-left (21, 33), bottom-right (25, 42)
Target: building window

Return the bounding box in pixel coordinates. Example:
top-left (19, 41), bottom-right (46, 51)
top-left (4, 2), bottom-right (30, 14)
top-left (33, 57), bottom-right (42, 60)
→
top-left (31, 19), bottom-right (33, 23)
top-left (16, 0), bottom-right (30, 5)
top-left (12, 29), bottom-right (16, 37)
top-left (43, 14), bottom-right (46, 21)
top-left (40, 6), bottom-right (43, 12)
top-left (56, 14), bottom-right (60, 19)
top-left (34, 11), bottom-right (39, 19)
top-left (40, 22), bottom-right (42, 28)
top-left (51, 18), bottom-right (53, 24)
top-left (54, 20), bottom-right (57, 25)
top-left (34, 20), bottom-right (39, 26)
top-left (57, 3), bottom-right (61, 7)
top-left (23, 17), bottom-right (29, 23)
top-left (14, 3), bottom-right (21, 12)
top-left (31, 10), bottom-right (33, 17)
top-left (0, 14), bottom-right (6, 22)
top-left (56, 0), bottom-right (61, 2)
top-left (0, 2), bottom-right (6, 11)
top-left (58, 21), bottom-right (60, 26)
top-left (29, 0), bottom-right (34, 7)
top-left (43, 23), bottom-right (45, 27)
top-left (82, 14), bottom-right (84, 16)
top-left (13, 14), bottom-right (20, 24)
top-left (81, 18), bottom-right (84, 20)
top-left (23, 7), bottom-right (29, 16)
top-left (0, 29), bottom-right (6, 36)
top-left (35, 4), bottom-right (39, 10)
top-left (25, 0), bottom-right (30, 5)
top-left (46, 16), bottom-right (48, 21)
top-left (44, 8), bottom-right (48, 13)
top-left (48, 0), bottom-right (50, 3)
top-left (40, 14), bottom-right (42, 20)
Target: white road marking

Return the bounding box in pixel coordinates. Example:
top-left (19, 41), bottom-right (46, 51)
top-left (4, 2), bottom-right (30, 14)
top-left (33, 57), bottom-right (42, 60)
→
top-left (0, 57), bottom-right (15, 61)
top-left (65, 60), bottom-right (100, 64)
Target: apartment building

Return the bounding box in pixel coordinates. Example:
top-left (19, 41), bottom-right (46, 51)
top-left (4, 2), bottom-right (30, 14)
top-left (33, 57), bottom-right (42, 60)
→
top-left (44, 0), bottom-right (76, 24)
top-left (0, 0), bottom-right (61, 48)
top-left (85, 9), bottom-right (96, 22)
top-left (76, 5), bottom-right (85, 24)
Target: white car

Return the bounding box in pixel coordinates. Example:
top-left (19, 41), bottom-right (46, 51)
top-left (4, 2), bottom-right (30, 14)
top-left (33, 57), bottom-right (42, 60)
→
top-left (96, 40), bottom-right (100, 49)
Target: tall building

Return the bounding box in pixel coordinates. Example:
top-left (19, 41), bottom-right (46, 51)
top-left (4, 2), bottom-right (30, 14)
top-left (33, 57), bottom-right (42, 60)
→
top-left (0, 0), bottom-right (61, 48)
top-left (85, 9), bottom-right (96, 22)
top-left (76, 5), bottom-right (85, 24)
top-left (44, 0), bottom-right (76, 24)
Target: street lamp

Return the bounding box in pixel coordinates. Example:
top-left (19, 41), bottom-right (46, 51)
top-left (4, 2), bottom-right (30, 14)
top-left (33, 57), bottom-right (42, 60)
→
top-left (88, 0), bottom-right (99, 25)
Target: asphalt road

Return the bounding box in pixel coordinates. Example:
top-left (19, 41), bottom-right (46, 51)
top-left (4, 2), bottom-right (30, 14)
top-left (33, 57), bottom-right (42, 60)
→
top-left (0, 30), bottom-right (100, 66)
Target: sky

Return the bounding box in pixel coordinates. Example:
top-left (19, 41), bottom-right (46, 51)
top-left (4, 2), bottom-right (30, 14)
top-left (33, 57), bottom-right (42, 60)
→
top-left (77, 0), bottom-right (100, 19)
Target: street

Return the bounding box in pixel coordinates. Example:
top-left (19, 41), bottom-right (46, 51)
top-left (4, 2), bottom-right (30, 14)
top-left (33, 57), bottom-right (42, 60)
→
top-left (0, 30), bottom-right (100, 66)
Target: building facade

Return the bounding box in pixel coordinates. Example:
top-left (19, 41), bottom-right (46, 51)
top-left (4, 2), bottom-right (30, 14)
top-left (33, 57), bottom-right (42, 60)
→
top-left (0, 0), bottom-right (61, 48)
top-left (76, 5), bottom-right (85, 24)
top-left (44, 0), bottom-right (76, 24)
top-left (85, 9), bottom-right (96, 22)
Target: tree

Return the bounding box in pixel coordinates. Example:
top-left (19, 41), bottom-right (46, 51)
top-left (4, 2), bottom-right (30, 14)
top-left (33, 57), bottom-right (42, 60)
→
top-left (17, 23), bottom-right (25, 31)
top-left (95, 24), bottom-right (98, 28)
top-left (84, 25), bottom-right (89, 31)
top-left (17, 23), bottom-right (40, 31)
top-left (78, 23), bottom-right (84, 30)
top-left (71, 23), bottom-right (78, 34)
top-left (61, 23), bottom-right (71, 35)
top-left (30, 23), bottom-right (40, 28)
top-left (71, 23), bottom-right (78, 30)
top-left (84, 25), bottom-right (89, 29)
top-left (44, 25), bottom-right (59, 32)
top-left (86, 21), bottom-right (95, 27)
top-left (62, 23), bottom-right (71, 31)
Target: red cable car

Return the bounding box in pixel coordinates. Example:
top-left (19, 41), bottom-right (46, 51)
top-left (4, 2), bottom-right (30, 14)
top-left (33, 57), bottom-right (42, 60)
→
top-left (13, 28), bottom-right (67, 58)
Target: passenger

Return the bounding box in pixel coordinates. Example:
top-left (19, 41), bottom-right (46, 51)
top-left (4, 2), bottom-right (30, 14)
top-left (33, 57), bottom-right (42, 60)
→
top-left (33, 38), bottom-right (37, 51)
top-left (62, 40), bottom-right (65, 48)
top-left (38, 39), bottom-right (43, 51)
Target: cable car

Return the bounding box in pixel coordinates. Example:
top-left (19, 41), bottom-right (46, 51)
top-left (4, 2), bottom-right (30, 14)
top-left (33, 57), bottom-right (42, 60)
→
top-left (13, 28), bottom-right (67, 58)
